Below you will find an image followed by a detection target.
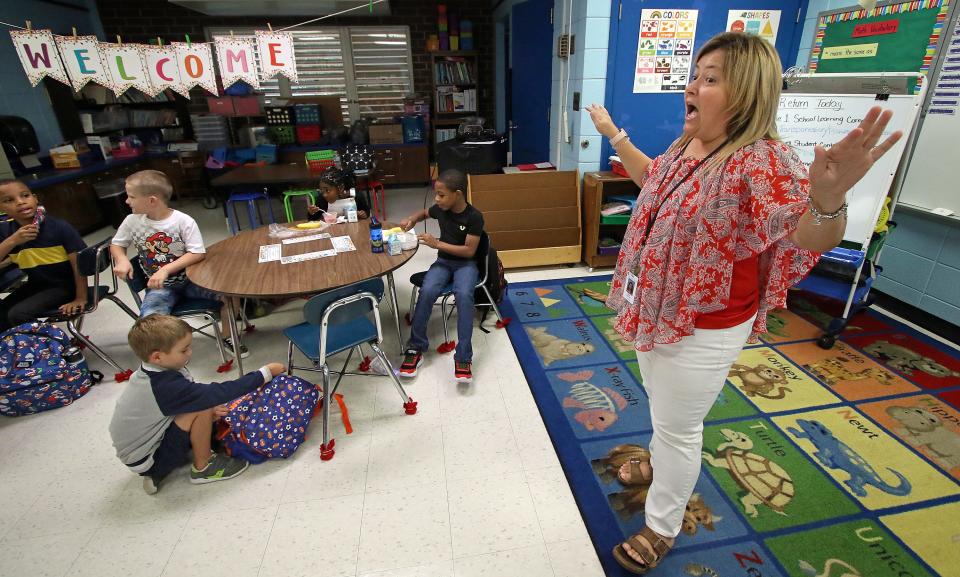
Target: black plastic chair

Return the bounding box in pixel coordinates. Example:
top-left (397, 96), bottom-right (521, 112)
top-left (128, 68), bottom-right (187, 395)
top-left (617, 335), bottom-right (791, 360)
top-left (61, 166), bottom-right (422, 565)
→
top-left (125, 255), bottom-right (228, 367)
top-left (40, 238), bottom-right (137, 376)
top-left (406, 232), bottom-right (506, 351)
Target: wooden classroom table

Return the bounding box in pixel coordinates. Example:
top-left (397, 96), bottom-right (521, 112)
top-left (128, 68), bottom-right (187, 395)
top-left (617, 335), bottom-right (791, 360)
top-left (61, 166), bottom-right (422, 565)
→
top-left (187, 221), bottom-right (416, 374)
top-left (209, 163), bottom-right (315, 188)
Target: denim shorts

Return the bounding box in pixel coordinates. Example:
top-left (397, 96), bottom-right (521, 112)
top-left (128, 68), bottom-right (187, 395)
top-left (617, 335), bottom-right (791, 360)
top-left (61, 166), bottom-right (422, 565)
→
top-left (140, 279), bottom-right (221, 317)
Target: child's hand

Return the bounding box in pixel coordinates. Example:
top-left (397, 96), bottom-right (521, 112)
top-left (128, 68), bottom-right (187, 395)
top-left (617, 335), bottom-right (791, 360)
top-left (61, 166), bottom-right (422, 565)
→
top-left (266, 362), bottom-right (286, 377)
top-left (57, 298), bottom-right (87, 316)
top-left (9, 224), bottom-right (38, 246)
top-left (147, 268), bottom-right (169, 289)
top-left (307, 204), bottom-right (320, 215)
top-left (112, 260), bottom-right (133, 280)
top-left (357, 210), bottom-right (368, 219)
top-left (418, 233), bottom-right (439, 249)
top-left (400, 217), bottom-right (415, 231)
top-left (214, 404), bottom-right (229, 418)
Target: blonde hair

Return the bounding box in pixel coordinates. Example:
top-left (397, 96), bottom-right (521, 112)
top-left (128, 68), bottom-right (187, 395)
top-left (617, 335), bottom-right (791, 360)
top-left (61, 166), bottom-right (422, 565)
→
top-left (671, 32), bottom-right (782, 171)
top-left (128, 314), bottom-right (192, 361)
top-left (126, 170), bottom-right (174, 203)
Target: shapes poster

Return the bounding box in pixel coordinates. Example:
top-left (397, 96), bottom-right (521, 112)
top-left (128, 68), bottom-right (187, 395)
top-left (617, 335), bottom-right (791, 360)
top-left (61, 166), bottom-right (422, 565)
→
top-left (726, 9), bottom-right (781, 45)
top-left (633, 8), bottom-right (698, 93)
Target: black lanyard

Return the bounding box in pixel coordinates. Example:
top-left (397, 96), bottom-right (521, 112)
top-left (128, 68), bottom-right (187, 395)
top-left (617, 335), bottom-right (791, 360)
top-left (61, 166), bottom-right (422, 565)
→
top-left (640, 141), bottom-right (726, 244)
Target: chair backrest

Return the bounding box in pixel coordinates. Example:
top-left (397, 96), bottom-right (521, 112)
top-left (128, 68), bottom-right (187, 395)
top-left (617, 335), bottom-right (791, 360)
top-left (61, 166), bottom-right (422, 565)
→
top-left (474, 232), bottom-right (491, 287)
top-left (77, 237), bottom-right (113, 277)
top-left (125, 255), bottom-right (149, 308)
top-left (302, 278), bottom-right (384, 327)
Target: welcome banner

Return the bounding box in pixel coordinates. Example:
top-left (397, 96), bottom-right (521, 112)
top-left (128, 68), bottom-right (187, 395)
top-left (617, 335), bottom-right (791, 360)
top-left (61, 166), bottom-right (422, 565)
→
top-left (213, 36), bottom-right (260, 90)
top-left (8, 29), bottom-right (68, 86)
top-left (8, 28), bottom-right (303, 97)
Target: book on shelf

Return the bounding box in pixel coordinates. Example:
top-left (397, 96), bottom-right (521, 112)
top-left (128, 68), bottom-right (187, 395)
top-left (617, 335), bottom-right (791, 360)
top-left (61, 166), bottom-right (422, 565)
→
top-left (600, 201), bottom-right (632, 216)
top-left (434, 58), bottom-right (475, 85)
top-left (436, 128), bottom-right (458, 143)
top-left (435, 87), bottom-right (477, 113)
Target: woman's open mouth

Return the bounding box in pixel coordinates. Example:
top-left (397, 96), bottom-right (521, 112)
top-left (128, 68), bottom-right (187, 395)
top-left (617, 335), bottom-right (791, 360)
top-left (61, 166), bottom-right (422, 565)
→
top-left (685, 103), bottom-right (698, 120)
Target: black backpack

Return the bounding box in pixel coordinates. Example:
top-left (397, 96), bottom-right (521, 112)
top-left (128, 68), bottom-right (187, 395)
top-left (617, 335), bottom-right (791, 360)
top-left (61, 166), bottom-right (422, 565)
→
top-left (475, 245), bottom-right (507, 330)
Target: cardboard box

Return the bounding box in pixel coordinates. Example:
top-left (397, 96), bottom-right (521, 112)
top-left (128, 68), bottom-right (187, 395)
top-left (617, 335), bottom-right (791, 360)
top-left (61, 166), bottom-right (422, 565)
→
top-left (369, 123), bottom-right (403, 144)
top-left (206, 97), bottom-right (234, 116)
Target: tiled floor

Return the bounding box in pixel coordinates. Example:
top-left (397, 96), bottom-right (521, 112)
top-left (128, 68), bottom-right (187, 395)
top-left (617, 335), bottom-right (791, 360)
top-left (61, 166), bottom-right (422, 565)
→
top-left (0, 186), bottom-right (607, 577)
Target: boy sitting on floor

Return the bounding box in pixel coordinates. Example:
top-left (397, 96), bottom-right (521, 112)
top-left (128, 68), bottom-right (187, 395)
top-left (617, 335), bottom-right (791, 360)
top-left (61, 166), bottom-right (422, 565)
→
top-left (109, 170), bottom-right (247, 358)
top-left (398, 169), bottom-right (483, 384)
top-left (109, 314), bottom-right (286, 494)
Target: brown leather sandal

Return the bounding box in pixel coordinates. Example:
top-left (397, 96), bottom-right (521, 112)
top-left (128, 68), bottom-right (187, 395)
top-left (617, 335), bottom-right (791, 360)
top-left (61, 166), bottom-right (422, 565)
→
top-left (616, 448), bottom-right (653, 487)
top-left (611, 526), bottom-right (673, 574)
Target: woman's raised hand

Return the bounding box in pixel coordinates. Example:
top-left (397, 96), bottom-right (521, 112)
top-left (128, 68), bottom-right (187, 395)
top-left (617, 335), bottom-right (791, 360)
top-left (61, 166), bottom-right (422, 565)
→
top-left (808, 106), bottom-right (903, 210)
top-left (585, 104), bottom-right (618, 140)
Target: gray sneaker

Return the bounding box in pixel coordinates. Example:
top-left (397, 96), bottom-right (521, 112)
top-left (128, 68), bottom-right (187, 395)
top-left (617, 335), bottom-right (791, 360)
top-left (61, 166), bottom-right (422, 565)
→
top-left (190, 452), bottom-right (250, 484)
top-left (142, 475), bottom-right (159, 495)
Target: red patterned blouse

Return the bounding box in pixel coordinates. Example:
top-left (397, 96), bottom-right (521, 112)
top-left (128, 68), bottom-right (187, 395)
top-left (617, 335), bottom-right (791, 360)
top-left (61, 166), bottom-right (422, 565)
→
top-left (606, 139), bottom-right (821, 352)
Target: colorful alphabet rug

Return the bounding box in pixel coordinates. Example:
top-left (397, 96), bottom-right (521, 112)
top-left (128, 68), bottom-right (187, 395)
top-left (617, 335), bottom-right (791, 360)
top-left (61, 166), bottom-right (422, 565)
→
top-left (502, 276), bottom-right (960, 577)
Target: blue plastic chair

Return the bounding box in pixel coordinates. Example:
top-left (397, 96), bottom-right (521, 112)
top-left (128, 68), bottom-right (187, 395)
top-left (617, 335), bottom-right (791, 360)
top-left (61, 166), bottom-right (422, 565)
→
top-left (284, 278), bottom-right (417, 461)
top-left (0, 266), bottom-right (25, 294)
top-left (226, 187), bottom-right (276, 235)
top-left (125, 256), bottom-right (229, 367)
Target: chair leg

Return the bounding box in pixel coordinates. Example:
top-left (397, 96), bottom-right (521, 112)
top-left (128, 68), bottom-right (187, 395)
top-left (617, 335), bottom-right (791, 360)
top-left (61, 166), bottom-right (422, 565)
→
top-left (482, 286), bottom-right (504, 321)
top-left (106, 295), bottom-right (139, 320)
top-left (283, 194), bottom-right (294, 223)
top-left (66, 319), bottom-right (123, 372)
top-left (320, 364), bottom-right (335, 461)
top-left (286, 341), bottom-right (294, 375)
top-left (440, 294), bottom-right (454, 344)
top-left (209, 314), bottom-right (227, 365)
top-left (246, 199), bottom-right (259, 230)
top-left (264, 194), bottom-right (276, 224)
top-left (406, 285), bottom-right (418, 325)
top-left (331, 345), bottom-right (356, 397)
top-left (369, 341), bottom-right (417, 415)
top-left (226, 201), bottom-right (239, 235)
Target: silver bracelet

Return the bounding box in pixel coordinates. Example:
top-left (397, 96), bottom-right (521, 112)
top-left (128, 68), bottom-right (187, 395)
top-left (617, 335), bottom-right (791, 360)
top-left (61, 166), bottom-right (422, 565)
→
top-left (807, 198), bottom-right (848, 225)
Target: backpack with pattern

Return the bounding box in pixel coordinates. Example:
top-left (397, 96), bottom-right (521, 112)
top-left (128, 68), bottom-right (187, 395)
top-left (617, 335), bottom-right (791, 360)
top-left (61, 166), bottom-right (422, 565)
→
top-left (0, 322), bottom-right (102, 417)
top-left (217, 374), bottom-right (322, 463)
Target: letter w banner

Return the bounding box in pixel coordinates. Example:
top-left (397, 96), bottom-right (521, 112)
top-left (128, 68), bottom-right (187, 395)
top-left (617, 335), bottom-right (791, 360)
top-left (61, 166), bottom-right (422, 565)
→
top-left (255, 30), bottom-right (298, 83)
top-left (214, 36), bottom-right (260, 90)
top-left (55, 35), bottom-right (110, 92)
top-left (143, 45), bottom-right (183, 97)
top-left (100, 43), bottom-right (152, 96)
top-left (8, 29), bottom-right (69, 87)
top-left (172, 42), bottom-right (218, 96)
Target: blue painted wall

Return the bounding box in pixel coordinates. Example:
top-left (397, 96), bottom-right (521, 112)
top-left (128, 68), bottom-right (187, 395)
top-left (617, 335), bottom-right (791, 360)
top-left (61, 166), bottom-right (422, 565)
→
top-left (799, 0), bottom-right (960, 326)
top-left (0, 1), bottom-right (105, 154)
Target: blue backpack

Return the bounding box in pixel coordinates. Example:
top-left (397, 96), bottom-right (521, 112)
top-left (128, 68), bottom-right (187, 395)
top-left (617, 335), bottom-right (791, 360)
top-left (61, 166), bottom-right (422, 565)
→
top-left (0, 322), bottom-right (103, 417)
top-left (217, 374), bottom-right (321, 464)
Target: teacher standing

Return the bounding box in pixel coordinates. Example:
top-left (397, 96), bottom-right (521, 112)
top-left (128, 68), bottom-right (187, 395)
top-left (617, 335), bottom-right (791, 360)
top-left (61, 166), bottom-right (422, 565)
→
top-left (586, 32), bottom-right (902, 574)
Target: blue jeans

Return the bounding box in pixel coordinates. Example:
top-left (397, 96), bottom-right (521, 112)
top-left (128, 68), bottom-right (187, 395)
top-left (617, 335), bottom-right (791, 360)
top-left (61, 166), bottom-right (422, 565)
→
top-left (140, 279), bottom-right (221, 318)
top-left (407, 258), bottom-right (479, 362)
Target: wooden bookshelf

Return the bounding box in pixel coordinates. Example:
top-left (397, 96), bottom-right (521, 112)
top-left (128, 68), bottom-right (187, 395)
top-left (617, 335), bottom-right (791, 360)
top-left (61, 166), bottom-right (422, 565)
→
top-left (582, 172), bottom-right (640, 270)
top-left (431, 51), bottom-right (480, 148)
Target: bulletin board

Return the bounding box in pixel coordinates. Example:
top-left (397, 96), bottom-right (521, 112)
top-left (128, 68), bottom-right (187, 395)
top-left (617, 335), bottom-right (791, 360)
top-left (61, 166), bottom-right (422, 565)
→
top-left (809, 0), bottom-right (951, 90)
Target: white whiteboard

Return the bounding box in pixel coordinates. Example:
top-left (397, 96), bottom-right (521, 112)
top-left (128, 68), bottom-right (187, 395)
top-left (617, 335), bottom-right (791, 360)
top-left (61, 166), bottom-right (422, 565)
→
top-left (776, 92), bottom-right (921, 245)
top-left (897, 106), bottom-right (960, 214)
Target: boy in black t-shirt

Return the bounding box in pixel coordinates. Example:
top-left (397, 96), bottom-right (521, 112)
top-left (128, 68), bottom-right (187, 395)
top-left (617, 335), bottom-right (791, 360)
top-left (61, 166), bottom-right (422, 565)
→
top-left (398, 170), bottom-right (483, 383)
top-left (0, 180), bottom-right (87, 332)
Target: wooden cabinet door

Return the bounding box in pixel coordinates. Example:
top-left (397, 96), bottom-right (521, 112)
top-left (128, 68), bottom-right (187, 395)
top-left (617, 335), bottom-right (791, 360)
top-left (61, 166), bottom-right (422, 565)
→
top-left (36, 180), bottom-right (104, 235)
top-left (396, 146), bottom-right (430, 184)
top-left (374, 148), bottom-right (400, 185)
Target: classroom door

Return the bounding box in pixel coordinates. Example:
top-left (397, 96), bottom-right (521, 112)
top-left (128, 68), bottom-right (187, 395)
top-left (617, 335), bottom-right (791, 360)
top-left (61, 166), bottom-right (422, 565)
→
top-left (510, 0), bottom-right (554, 164)
top-left (604, 1), bottom-right (805, 164)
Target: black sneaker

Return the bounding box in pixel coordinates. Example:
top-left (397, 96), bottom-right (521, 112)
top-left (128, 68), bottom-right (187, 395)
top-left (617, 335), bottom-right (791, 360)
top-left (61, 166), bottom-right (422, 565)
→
top-left (454, 361), bottom-right (473, 384)
top-left (399, 349), bottom-right (423, 378)
top-left (223, 337), bottom-right (250, 359)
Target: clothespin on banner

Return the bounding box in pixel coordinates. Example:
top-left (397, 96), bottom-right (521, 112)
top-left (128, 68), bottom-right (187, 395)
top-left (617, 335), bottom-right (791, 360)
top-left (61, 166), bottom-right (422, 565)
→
top-left (230, 30), bottom-right (235, 36)
top-left (25, 20), bottom-right (32, 31)
top-left (185, 34), bottom-right (191, 48)
top-left (157, 36), bottom-right (163, 47)
top-left (71, 27), bottom-right (77, 39)
top-left (116, 34), bottom-right (122, 46)
top-left (267, 23), bottom-right (273, 32)
top-left (370, 0), bottom-right (374, 12)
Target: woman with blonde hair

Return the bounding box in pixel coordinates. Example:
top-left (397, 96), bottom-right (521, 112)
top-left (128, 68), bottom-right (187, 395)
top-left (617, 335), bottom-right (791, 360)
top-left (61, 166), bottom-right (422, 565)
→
top-left (586, 32), bottom-right (902, 573)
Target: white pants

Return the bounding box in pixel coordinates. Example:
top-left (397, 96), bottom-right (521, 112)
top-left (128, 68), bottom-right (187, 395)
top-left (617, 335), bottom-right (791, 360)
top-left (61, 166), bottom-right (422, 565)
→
top-left (635, 315), bottom-right (755, 538)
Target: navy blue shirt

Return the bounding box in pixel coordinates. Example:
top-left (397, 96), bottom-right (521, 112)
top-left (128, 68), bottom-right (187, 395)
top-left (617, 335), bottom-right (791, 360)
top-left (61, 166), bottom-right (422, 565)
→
top-left (0, 216), bottom-right (85, 288)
